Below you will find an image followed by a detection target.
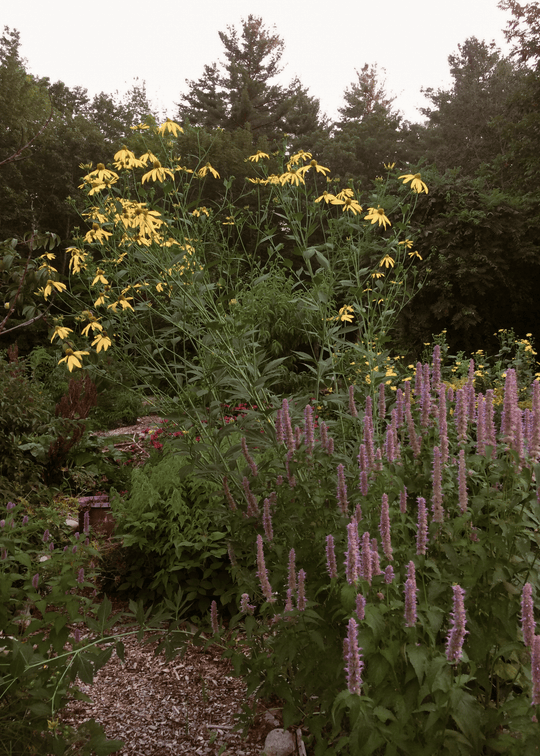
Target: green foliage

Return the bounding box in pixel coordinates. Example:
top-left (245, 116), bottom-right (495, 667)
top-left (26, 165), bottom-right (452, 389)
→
top-left (107, 452), bottom-right (232, 611)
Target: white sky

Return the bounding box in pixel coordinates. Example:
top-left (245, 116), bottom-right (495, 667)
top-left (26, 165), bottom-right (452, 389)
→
top-left (3, 0), bottom-right (512, 125)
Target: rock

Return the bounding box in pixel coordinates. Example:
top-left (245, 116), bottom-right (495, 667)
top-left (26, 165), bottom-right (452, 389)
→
top-left (262, 728), bottom-right (295, 756)
top-left (65, 518), bottom-right (78, 530)
top-left (262, 711), bottom-right (280, 728)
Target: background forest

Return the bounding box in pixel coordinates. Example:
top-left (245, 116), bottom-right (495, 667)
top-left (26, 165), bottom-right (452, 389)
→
top-left (2, 0), bottom-right (540, 357)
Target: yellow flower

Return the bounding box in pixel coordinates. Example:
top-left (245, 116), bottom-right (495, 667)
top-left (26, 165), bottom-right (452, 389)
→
top-left (372, 271), bottom-right (385, 279)
top-left (107, 295), bottom-right (134, 312)
top-left (142, 158), bottom-right (175, 184)
top-left (85, 163), bottom-right (119, 182)
top-left (335, 188), bottom-right (355, 200)
top-left (222, 216), bottom-right (235, 225)
top-left (332, 196), bottom-right (363, 215)
top-left (297, 159), bottom-right (331, 177)
top-left (58, 349), bottom-right (89, 372)
top-left (85, 224), bottom-right (112, 244)
top-left (197, 163), bottom-right (220, 179)
top-left (156, 282), bottom-right (166, 292)
top-left (157, 118), bottom-right (183, 137)
top-left (383, 162), bottom-right (396, 169)
top-left (94, 289), bottom-right (110, 307)
top-left (379, 255), bottom-right (395, 268)
top-left (288, 150), bottom-right (312, 166)
top-left (408, 250), bottom-right (423, 260)
top-left (338, 305), bottom-right (354, 323)
top-left (91, 269), bottom-right (109, 286)
top-left (399, 173), bottom-right (429, 194)
top-left (91, 333), bottom-right (112, 352)
top-left (398, 239), bottom-right (413, 248)
top-left (279, 169), bottom-right (304, 186)
top-left (130, 123), bottom-right (150, 131)
top-left (50, 326), bottom-right (73, 342)
top-left (81, 317), bottom-right (103, 336)
top-left (365, 207), bottom-right (391, 230)
top-left (42, 280), bottom-right (67, 299)
top-left (113, 147), bottom-right (144, 170)
top-left (192, 207), bottom-right (211, 217)
top-left (315, 191), bottom-right (337, 204)
top-left (247, 151), bottom-right (270, 162)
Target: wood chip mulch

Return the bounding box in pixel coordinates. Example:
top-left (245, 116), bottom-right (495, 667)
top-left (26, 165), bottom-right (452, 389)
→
top-left (60, 626), bottom-right (282, 756)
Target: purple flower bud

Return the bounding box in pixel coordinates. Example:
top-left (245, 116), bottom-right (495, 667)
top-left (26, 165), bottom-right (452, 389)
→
top-left (379, 494), bottom-right (393, 561)
top-left (263, 498), bottom-right (273, 541)
top-left (431, 446), bottom-right (444, 523)
top-left (297, 569), bottom-right (306, 611)
top-left (522, 583), bottom-right (536, 648)
top-left (32, 573), bottom-right (40, 590)
top-left (360, 531), bottom-right (372, 585)
top-left (241, 437), bottom-right (258, 477)
top-left (49, 542), bottom-right (55, 552)
top-left (72, 545), bottom-right (77, 555)
top-left (355, 503), bottom-right (363, 523)
top-left (1, 549), bottom-right (7, 560)
top-left (7, 502), bottom-right (15, 511)
top-left (281, 398), bottom-right (295, 453)
top-left (356, 594), bottom-right (366, 621)
top-left (371, 540), bottom-right (383, 576)
top-left (242, 477), bottom-right (259, 517)
top-left (337, 463), bottom-right (349, 515)
top-left (77, 567), bottom-right (85, 584)
top-left (399, 487), bottom-right (407, 514)
top-left (276, 474), bottom-right (284, 486)
top-left (359, 470), bottom-right (369, 497)
top-left (416, 497), bottom-right (428, 556)
top-left (223, 477), bottom-right (237, 511)
top-left (42, 529), bottom-right (50, 542)
top-left (240, 593), bottom-right (255, 615)
top-left (326, 436), bottom-right (334, 455)
top-left (446, 585), bottom-right (468, 663)
top-left (275, 409), bottom-right (284, 444)
top-left (344, 618), bottom-right (364, 695)
top-left (22, 515), bottom-right (28, 525)
top-left (0, 520), bottom-right (4, 529)
top-left (288, 548), bottom-right (297, 594)
top-left (384, 565), bottom-right (394, 584)
top-left (404, 561), bottom-right (417, 627)
top-left (304, 405), bottom-right (314, 454)
top-left (319, 421), bottom-right (328, 451)
top-left (210, 600), bottom-right (219, 635)
top-left (345, 522), bottom-right (359, 585)
top-left (74, 532), bottom-right (80, 540)
top-left (256, 535), bottom-right (275, 603)
top-left (531, 635), bottom-right (540, 705)
top-left (438, 386), bottom-right (449, 464)
top-left (326, 535), bottom-right (338, 579)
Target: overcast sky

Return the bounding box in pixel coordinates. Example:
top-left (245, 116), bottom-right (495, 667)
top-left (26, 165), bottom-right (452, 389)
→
top-left (3, 0), bottom-right (512, 124)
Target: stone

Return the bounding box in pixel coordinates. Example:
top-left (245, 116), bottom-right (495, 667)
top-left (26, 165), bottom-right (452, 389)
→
top-left (65, 518), bottom-right (78, 530)
top-left (262, 728), bottom-right (295, 756)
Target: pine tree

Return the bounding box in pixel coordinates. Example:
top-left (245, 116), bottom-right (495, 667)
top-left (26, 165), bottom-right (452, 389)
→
top-left (176, 15), bottom-right (324, 144)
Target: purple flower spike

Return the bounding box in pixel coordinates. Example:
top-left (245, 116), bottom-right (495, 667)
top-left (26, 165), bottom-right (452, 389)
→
top-left (77, 567), bottom-right (85, 584)
top-left (1, 548), bottom-right (7, 560)
top-left (384, 565), bottom-right (394, 584)
top-left (0, 520), bottom-right (4, 529)
top-left (304, 404), bottom-right (315, 454)
top-left (83, 510), bottom-right (90, 534)
top-left (356, 593), bottom-right (366, 621)
top-left (404, 561), bottom-right (417, 627)
top-left (326, 535), bottom-right (338, 579)
top-left (344, 618), bottom-right (364, 695)
top-left (337, 464), bottom-right (349, 515)
top-left (431, 446), bottom-right (445, 523)
top-left (288, 548), bottom-right (297, 594)
top-left (522, 583), bottom-right (536, 648)
top-left (360, 531), bottom-right (372, 585)
top-left (297, 569), bottom-right (307, 611)
top-left (446, 585), bottom-right (468, 663)
top-left (416, 497), bottom-right (428, 556)
top-left (42, 529), bottom-right (50, 543)
top-left (345, 522), bottom-right (359, 585)
top-left (242, 477), bottom-right (260, 517)
top-left (263, 498), bottom-right (274, 541)
top-left (399, 487), bottom-right (407, 514)
top-left (223, 477), bottom-right (237, 511)
top-left (240, 593), bottom-right (255, 615)
top-left (256, 535), bottom-right (275, 603)
top-left (285, 588), bottom-right (294, 612)
top-left (458, 449), bottom-right (468, 514)
top-left (32, 573), bottom-right (40, 590)
top-left (22, 515), bottom-right (28, 526)
top-left (7, 502), bottom-right (16, 511)
top-left (241, 437), bottom-right (258, 477)
top-left (531, 635), bottom-right (540, 705)
top-left (210, 600), bottom-right (219, 635)
top-left (379, 494), bottom-right (393, 561)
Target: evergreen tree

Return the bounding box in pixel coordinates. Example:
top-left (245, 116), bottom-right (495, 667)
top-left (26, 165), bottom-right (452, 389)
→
top-left (176, 15), bottom-right (324, 145)
top-left (420, 37), bottom-right (520, 176)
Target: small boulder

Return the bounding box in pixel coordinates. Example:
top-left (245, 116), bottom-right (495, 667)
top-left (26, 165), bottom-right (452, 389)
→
top-left (262, 728), bottom-right (295, 756)
top-left (65, 518), bottom-right (78, 530)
